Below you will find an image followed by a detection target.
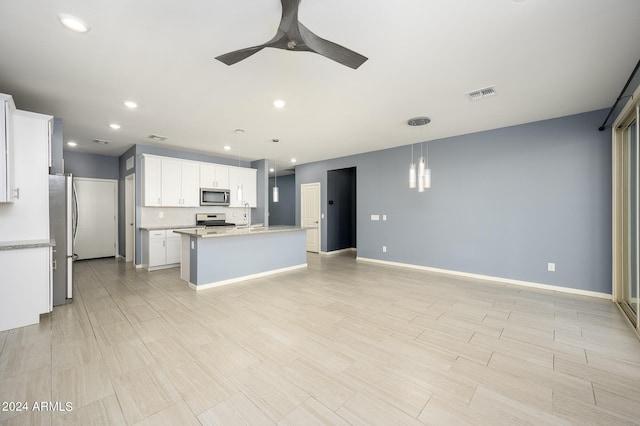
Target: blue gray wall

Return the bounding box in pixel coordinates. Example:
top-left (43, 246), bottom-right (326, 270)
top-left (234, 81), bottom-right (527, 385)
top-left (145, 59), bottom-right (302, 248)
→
top-left (64, 150), bottom-right (119, 180)
top-left (296, 109), bottom-right (612, 294)
top-left (269, 174), bottom-right (295, 225)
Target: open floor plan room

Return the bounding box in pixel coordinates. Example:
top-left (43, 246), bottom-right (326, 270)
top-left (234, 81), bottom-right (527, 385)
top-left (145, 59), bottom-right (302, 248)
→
top-left (1, 253), bottom-right (639, 425)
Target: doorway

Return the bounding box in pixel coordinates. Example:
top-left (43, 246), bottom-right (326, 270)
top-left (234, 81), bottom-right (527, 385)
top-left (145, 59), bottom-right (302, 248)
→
top-left (125, 174), bottom-right (136, 262)
top-left (73, 178), bottom-right (118, 260)
top-left (327, 167), bottom-right (356, 252)
top-left (301, 182), bottom-right (320, 253)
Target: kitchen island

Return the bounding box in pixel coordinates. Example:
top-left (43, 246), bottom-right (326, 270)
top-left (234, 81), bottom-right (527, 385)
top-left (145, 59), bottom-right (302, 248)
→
top-left (173, 226), bottom-right (307, 290)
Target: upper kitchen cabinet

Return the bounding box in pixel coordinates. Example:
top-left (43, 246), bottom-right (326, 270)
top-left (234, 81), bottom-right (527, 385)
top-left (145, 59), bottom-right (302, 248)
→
top-left (143, 155), bottom-right (199, 207)
top-left (161, 158), bottom-right (199, 207)
top-left (229, 166), bottom-right (257, 207)
top-left (200, 163), bottom-right (230, 190)
top-left (0, 94), bottom-right (16, 203)
top-left (142, 155), bottom-right (162, 206)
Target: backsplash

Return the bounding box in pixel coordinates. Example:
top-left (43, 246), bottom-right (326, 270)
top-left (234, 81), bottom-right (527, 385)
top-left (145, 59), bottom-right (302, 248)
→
top-left (140, 206), bottom-right (249, 228)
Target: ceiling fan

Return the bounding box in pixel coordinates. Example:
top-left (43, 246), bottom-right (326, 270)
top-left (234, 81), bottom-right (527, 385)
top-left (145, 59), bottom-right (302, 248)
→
top-left (215, 0), bottom-right (368, 70)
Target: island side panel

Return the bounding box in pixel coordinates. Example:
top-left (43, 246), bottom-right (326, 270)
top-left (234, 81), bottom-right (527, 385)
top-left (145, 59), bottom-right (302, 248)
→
top-left (192, 230), bottom-right (307, 287)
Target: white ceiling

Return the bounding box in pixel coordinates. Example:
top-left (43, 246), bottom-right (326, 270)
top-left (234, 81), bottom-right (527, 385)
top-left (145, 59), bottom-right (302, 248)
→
top-left (1, 0), bottom-right (639, 168)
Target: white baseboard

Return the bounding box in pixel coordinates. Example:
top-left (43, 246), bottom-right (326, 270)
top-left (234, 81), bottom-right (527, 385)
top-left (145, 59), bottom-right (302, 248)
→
top-left (321, 247), bottom-right (357, 256)
top-left (189, 263), bottom-right (308, 291)
top-left (356, 257), bottom-right (612, 300)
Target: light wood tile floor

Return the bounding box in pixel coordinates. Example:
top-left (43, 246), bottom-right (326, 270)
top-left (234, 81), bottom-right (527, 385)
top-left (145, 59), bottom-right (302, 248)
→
top-left (1, 252), bottom-right (640, 425)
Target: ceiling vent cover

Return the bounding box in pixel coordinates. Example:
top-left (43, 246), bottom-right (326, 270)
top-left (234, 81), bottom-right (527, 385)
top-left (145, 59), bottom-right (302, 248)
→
top-left (92, 138), bottom-right (110, 145)
top-left (466, 86), bottom-right (497, 101)
top-left (147, 134), bottom-right (168, 142)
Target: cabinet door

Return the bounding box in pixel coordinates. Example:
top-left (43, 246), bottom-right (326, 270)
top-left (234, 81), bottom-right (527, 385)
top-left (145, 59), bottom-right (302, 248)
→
top-left (181, 161), bottom-right (200, 207)
top-left (165, 231), bottom-right (182, 264)
top-left (143, 156), bottom-right (162, 207)
top-left (200, 164), bottom-right (216, 188)
top-left (215, 165), bottom-right (230, 189)
top-left (228, 167), bottom-right (257, 207)
top-left (161, 158), bottom-right (182, 206)
top-left (148, 231), bottom-right (166, 267)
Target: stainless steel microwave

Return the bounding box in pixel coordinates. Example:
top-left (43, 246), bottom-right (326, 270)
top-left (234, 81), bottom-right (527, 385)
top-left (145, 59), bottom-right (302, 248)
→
top-left (200, 188), bottom-right (230, 206)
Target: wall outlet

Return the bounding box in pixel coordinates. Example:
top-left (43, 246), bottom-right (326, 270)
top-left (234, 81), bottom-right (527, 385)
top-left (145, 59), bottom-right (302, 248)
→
top-left (382, 214), bottom-right (387, 221)
top-left (371, 214), bottom-right (380, 221)
top-left (383, 246), bottom-right (387, 253)
top-left (547, 262), bottom-right (556, 272)
top-left (159, 211), bottom-right (164, 218)
top-left (321, 213), bottom-right (325, 219)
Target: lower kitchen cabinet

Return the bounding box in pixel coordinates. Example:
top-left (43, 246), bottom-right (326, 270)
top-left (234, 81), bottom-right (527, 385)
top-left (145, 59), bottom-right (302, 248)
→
top-left (142, 229), bottom-right (183, 271)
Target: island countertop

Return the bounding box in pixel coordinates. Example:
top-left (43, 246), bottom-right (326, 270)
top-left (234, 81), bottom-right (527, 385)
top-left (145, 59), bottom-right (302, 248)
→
top-left (173, 225), bottom-right (304, 239)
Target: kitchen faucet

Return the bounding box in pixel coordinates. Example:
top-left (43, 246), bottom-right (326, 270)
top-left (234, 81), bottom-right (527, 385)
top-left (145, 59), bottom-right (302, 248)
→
top-left (244, 202), bottom-right (251, 227)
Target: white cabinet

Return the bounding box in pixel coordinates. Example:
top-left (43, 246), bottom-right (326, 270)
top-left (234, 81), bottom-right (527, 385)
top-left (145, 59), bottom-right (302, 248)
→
top-left (229, 166), bottom-right (257, 207)
top-left (161, 158), bottom-right (199, 207)
top-left (0, 94), bottom-right (16, 203)
top-left (200, 163), bottom-right (230, 189)
top-left (144, 229), bottom-right (183, 271)
top-left (142, 155), bottom-right (162, 207)
top-left (142, 154), bottom-right (256, 208)
top-left (143, 155), bottom-right (199, 207)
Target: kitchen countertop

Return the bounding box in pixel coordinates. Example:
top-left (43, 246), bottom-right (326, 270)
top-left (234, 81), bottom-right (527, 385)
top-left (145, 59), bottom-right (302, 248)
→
top-left (0, 239), bottom-right (56, 251)
top-left (139, 225), bottom-right (206, 231)
top-left (173, 225), bottom-right (304, 239)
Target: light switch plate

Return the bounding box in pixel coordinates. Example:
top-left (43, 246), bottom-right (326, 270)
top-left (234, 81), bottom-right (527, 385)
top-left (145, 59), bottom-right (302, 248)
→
top-left (371, 214), bottom-right (380, 221)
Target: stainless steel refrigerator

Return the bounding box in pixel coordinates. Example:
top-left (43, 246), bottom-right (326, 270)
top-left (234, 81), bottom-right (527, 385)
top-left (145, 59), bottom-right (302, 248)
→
top-left (49, 174), bottom-right (76, 306)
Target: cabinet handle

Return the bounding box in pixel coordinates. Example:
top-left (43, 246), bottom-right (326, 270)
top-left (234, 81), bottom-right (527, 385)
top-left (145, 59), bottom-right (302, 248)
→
top-left (14, 187), bottom-right (20, 199)
top-left (157, 197), bottom-right (161, 205)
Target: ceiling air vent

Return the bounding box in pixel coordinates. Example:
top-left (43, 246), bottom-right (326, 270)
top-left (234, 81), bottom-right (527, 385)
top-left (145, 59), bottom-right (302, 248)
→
top-left (466, 85), bottom-right (497, 101)
top-left (92, 138), bottom-right (110, 145)
top-left (147, 134), bottom-right (168, 142)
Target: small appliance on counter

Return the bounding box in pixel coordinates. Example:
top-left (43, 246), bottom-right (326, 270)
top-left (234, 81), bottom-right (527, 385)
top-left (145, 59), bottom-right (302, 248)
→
top-left (196, 213), bottom-right (235, 228)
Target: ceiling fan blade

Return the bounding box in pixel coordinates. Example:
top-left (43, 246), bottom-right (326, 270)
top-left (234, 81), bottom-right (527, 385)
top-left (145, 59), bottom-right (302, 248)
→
top-left (298, 23), bottom-right (367, 69)
top-left (215, 45), bottom-right (266, 66)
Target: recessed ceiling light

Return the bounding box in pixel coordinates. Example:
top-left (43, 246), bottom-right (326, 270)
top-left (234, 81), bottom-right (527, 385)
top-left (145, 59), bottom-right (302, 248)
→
top-left (109, 123), bottom-right (121, 130)
top-left (234, 128), bottom-right (245, 134)
top-left (273, 99), bottom-right (286, 109)
top-left (57, 13), bottom-right (90, 33)
top-left (124, 100), bottom-right (138, 109)
top-left (223, 145), bottom-right (231, 151)
top-left (269, 168), bottom-right (275, 173)
top-left (67, 141), bottom-right (77, 147)
top-left (290, 158), bottom-right (297, 163)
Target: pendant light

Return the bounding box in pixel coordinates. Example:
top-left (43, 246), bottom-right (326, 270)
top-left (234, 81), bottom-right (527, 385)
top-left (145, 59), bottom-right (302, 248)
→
top-left (235, 129), bottom-right (244, 202)
top-left (407, 117), bottom-right (431, 192)
top-left (424, 141), bottom-right (431, 189)
top-left (409, 144), bottom-right (416, 188)
top-left (272, 159), bottom-right (279, 203)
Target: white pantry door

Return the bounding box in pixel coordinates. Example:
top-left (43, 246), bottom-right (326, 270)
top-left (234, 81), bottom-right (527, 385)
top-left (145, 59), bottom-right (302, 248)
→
top-left (74, 178), bottom-right (117, 260)
top-left (301, 183), bottom-right (320, 253)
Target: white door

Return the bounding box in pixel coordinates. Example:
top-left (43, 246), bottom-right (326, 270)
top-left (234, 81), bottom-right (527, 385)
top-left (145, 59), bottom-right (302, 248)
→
top-left (301, 183), bottom-right (320, 253)
top-left (125, 174), bottom-right (135, 262)
top-left (74, 178), bottom-right (117, 260)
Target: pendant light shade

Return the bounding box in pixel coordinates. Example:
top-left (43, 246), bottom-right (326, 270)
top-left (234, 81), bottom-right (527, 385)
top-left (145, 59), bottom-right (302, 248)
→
top-left (424, 168), bottom-right (431, 189)
top-left (272, 159), bottom-right (279, 203)
top-left (409, 162), bottom-right (416, 188)
top-left (418, 157), bottom-right (425, 192)
top-left (237, 185), bottom-right (243, 202)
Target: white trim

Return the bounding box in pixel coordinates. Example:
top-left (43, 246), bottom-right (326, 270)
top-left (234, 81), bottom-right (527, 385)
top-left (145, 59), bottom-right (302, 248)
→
top-left (356, 257), bottom-right (612, 300)
top-left (189, 263), bottom-right (308, 291)
top-left (321, 247), bottom-right (356, 256)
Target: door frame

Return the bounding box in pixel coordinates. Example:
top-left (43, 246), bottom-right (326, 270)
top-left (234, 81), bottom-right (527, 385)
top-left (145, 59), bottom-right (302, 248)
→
top-left (612, 85), bottom-right (640, 333)
top-left (125, 173), bottom-right (136, 262)
top-left (301, 182), bottom-right (321, 253)
top-left (73, 177), bottom-right (118, 259)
